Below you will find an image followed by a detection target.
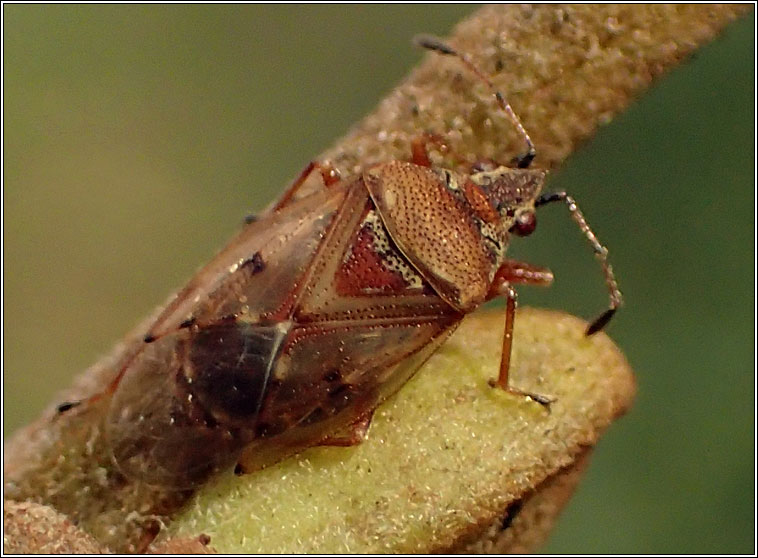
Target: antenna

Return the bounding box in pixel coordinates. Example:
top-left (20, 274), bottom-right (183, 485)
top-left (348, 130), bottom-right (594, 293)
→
top-left (414, 34), bottom-right (536, 168)
top-left (536, 192), bottom-right (623, 335)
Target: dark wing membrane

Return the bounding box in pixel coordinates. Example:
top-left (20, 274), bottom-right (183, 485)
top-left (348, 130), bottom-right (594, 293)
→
top-left (106, 321), bottom-right (290, 489)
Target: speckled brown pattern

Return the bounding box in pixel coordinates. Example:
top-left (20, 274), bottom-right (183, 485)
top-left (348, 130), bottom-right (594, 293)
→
top-left (4, 4), bottom-right (749, 554)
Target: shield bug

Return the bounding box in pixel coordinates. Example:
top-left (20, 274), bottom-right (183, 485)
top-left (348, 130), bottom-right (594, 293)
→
top-left (59, 36), bottom-right (621, 490)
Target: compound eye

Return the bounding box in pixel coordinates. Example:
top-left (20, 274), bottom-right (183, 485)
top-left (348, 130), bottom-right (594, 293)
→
top-left (511, 210), bottom-right (537, 237)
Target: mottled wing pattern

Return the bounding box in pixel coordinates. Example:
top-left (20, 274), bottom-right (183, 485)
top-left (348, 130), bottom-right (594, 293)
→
top-left (236, 321), bottom-right (458, 473)
top-left (144, 183), bottom-right (348, 340)
top-left (106, 176), bottom-right (464, 488)
top-left (250, 179), bottom-right (463, 449)
top-left (106, 185), bottom-right (348, 488)
top-left (105, 330), bottom-right (246, 489)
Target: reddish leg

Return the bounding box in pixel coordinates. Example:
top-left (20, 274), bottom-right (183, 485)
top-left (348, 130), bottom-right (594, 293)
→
top-left (58, 290), bottom-right (267, 415)
top-left (317, 409), bottom-right (376, 447)
top-left (487, 260), bottom-right (554, 407)
top-left (56, 346), bottom-right (143, 415)
top-left (410, 133), bottom-right (451, 167)
top-left (266, 160), bottom-right (341, 215)
top-left (492, 260), bottom-right (554, 287)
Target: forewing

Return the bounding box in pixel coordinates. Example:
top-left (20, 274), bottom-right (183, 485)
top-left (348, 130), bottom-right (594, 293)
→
top-left (106, 320), bottom-right (290, 489)
top-left (145, 183), bottom-right (348, 340)
top-left (236, 315), bottom-right (460, 473)
top-left (255, 314), bottom-right (460, 439)
top-left (296, 183), bottom-right (453, 322)
top-left (104, 332), bottom-right (243, 489)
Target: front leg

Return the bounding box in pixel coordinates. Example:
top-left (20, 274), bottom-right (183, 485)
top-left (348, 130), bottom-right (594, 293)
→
top-left (254, 160), bottom-right (341, 219)
top-left (487, 260), bottom-right (554, 407)
top-left (317, 409), bottom-right (376, 447)
top-left (410, 132), bottom-right (449, 167)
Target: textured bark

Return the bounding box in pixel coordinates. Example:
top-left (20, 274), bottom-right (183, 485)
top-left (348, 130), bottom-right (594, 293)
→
top-left (4, 4), bottom-right (749, 554)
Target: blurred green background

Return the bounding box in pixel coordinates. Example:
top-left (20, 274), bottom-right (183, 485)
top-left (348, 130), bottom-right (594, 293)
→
top-left (4, 5), bottom-right (754, 554)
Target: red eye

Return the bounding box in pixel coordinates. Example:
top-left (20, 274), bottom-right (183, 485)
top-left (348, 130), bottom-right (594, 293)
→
top-left (511, 210), bottom-right (536, 237)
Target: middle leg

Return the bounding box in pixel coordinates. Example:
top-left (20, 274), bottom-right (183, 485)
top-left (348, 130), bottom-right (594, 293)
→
top-left (487, 260), bottom-right (554, 406)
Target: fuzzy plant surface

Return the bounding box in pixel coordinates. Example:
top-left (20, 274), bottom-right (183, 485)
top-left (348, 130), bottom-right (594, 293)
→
top-left (3, 4), bottom-right (749, 554)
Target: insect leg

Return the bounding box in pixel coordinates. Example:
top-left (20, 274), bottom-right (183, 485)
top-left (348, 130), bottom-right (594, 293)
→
top-left (489, 283), bottom-right (553, 407)
top-left (414, 34), bottom-right (536, 168)
top-left (487, 261), bottom-right (555, 407)
top-left (490, 259), bottom-right (554, 288)
top-left (56, 347), bottom-right (143, 415)
top-left (410, 132), bottom-right (475, 172)
top-left (410, 132), bottom-right (449, 167)
top-left (536, 192), bottom-right (623, 335)
top-left (233, 408), bottom-right (376, 475)
top-left (316, 408), bottom-right (376, 447)
top-left (266, 160), bottom-right (341, 214)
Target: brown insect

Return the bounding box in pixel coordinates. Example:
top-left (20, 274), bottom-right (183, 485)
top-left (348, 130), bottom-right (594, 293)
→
top-left (59, 36), bottom-right (621, 490)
